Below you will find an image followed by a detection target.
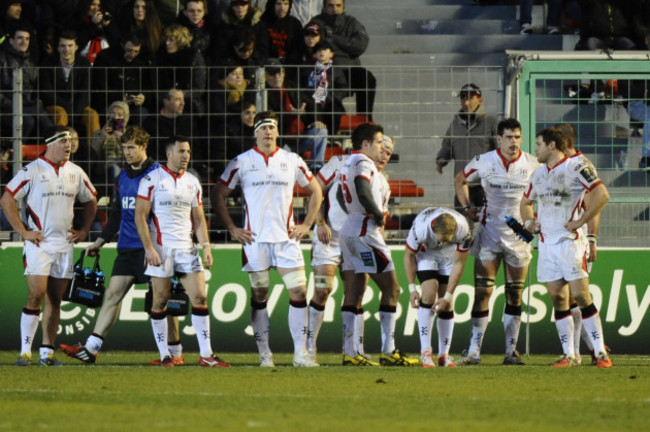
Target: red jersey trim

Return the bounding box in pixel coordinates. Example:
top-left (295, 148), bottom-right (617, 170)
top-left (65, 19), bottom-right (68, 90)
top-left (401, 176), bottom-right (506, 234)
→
top-left (4, 180), bottom-right (29, 197)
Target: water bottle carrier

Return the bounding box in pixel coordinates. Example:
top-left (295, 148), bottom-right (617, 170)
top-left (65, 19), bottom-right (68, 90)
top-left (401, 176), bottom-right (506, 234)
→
top-left (63, 252), bottom-right (105, 308)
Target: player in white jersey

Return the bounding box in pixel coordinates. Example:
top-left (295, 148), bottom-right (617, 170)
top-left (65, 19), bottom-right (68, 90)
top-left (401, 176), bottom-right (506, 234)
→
top-left (453, 118), bottom-right (541, 366)
top-left (521, 127), bottom-right (612, 368)
top-left (338, 123), bottom-right (418, 367)
top-left (1, 127), bottom-right (97, 366)
top-left (135, 136), bottom-right (229, 368)
top-left (212, 111), bottom-right (323, 368)
top-left (307, 136), bottom-right (395, 365)
top-left (404, 207), bottom-right (472, 368)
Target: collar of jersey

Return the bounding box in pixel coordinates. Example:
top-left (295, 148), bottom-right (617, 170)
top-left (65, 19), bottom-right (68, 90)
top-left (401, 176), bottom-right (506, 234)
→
top-left (162, 164), bottom-right (185, 178)
top-left (39, 156), bottom-right (67, 169)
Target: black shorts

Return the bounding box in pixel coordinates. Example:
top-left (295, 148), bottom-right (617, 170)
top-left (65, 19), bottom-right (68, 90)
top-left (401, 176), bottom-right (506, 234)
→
top-left (112, 249), bottom-right (149, 284)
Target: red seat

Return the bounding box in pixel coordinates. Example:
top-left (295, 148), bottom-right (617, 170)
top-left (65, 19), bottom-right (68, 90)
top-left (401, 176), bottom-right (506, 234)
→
top-left (324, 145), bottom-right (345, 161)
top-left (388, 179), bottom-right (424, 197)
top-left (22, 144), bottom-right (45, 160)
top-left (338, 114), bottom-right (371, 133)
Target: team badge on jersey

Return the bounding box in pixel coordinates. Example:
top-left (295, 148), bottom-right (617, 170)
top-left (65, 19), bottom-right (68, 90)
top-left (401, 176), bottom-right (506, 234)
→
top-left (578, 165), bottom-right (597, 183)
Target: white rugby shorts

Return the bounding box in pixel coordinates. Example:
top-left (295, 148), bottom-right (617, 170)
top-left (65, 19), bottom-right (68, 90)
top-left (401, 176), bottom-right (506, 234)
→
top-left (415, 245), bottom-right (455, 276)
top-left (242, 240), bottom-right (305, 272)
top-left (311, 229), bottom-right (342, 267)
top-left (145, 245), bottom-right (204, 278)
top-left (23, 242), bottom-right (74, 279)
top-left (339, 230), bottom-right (395, 274)
top-left (470, 224), bottom-right (532, 267)
top-left (537, 236), bottom-right (589, 283)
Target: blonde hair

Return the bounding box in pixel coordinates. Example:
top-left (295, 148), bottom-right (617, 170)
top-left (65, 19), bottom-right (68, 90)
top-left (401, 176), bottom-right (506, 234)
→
top-left (164, 24), bottom-right (193, 50)
top-left (431, 213), bottom-right (457, 242)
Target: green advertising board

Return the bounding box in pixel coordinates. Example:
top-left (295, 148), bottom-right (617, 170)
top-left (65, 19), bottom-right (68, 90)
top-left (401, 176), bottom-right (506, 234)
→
top-left (0, 244), bottom-right (648, 354)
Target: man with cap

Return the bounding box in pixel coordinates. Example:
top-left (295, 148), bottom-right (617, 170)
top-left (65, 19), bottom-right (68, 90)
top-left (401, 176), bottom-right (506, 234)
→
top-left (212, 110), bottom-right (323, 368)
top-left (1, 126), bottom-right (98, 366)
top-left (436, 83), bottom-right (497, 214)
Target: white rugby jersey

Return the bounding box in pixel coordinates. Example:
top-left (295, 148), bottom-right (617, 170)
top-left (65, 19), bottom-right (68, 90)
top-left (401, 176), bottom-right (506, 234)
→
top-left (524, 155), bottom-right (602, 244)
top-left (316, 155), bottom-right (348, 232)
top-left (137, 165), bottom-right (202, 248)
top-left (219, 146), bottom-right (314, 243)
top-left (339, 151), bottom-right (387, 237)
top-left (463, 148), bottom-right (540, 228)
top-left (405, 207), bottom-right (471, 253)
top-left (3, 156), bottom-right (97, 250)
top-left (570, 151), bottom-right (597, 237)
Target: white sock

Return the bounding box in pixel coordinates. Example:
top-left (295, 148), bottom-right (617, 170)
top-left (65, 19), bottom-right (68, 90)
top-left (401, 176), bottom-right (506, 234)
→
top-left (581, 325), bottom-right (594, 351)
top-left (342, 309), bottom-right (356, 357)
top-left (39, 345), bottom-right (54, 359)
top-left (417, 305), bottom-right (435, 353)
top-left (554, 313), bottom-right (575, 357)
top-left (437, 313), bottom-right (454, 356)
top-left (85, 334), bottom-right (103, 355)
top-left (307, 303), bottom-right (325, 354)
top-left (503, 312), bottom-right (521, 355)
top-left (468, 313), bottom-right (489, 355)
top-left (251, 302), bottom-right (271, 355)
top-left (150, 313), bottom-right (170, 360)
top-left (379, 308), bottom-right (397, 354)
top-left (570, 305), bottom-right (582, 355)
top-left (168, 341), bottom-right (183, 358)
top-left (354, 310), bottom-right (365, 355)
top-left (288, 302), bottom-right (308, 353)
top-left (582, 311), bottom-right (606, 355)
top-left (192, 311), bottom-right (213, 357)
top-left (20, 310), bottom-right (39, 356)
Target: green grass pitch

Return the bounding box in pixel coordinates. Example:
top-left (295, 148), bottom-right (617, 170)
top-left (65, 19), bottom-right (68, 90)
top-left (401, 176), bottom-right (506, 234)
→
top-left (1, 351), bottom-right (648, 431)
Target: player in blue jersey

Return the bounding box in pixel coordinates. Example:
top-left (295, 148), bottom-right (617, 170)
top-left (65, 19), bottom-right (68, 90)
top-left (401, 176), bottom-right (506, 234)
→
top-left (60, 127), bottom-right (184, 365)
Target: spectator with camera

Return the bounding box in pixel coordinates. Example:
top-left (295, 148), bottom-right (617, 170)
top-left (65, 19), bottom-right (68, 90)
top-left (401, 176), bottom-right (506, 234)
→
top-left (74, 0), bottom-right (120, 64)
top-left (91, 100), bottom-right (129, 196)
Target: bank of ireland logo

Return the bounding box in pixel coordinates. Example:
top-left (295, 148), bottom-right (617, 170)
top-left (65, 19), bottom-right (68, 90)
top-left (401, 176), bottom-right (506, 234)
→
top-left (360, 251), bottom-right (374, 267)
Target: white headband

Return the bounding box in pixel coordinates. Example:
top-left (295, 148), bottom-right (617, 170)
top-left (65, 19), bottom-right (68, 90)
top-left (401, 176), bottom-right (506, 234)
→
top-left (383, 135), bottom-right (394, 151)
top-left (254, 118), bottom-right (278, 133)
top-left (45, 131), bottom-right (72, 146)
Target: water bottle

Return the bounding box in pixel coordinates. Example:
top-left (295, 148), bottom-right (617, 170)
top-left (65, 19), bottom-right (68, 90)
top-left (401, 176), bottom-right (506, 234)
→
top-left (95, 270), bottom-right (105, 289)
top-left (83, 268), bottom-right (93, 283)
top-left (74, 263), bottom-right (84, 281)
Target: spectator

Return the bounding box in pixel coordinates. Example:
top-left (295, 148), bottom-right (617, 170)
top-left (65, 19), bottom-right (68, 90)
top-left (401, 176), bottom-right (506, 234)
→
top-left (155, 0), bottom-right (182, 26)
top-left (91, 100), bottom-right (129, 195)
top-left (91, 33), bottom-right (150, 123)
top-left (519, 0), bottom-right (562, 35)
top-left (575, 0), bottom-right (639, 50)
top-left (436, 83), bottom-right (498, 212)
top-left (74, 0), bottom-right (120, 64)
top-left (0, 1), bottom-right (42, 62)
top-left (117, 0), bottom-right (163, 60)
top-left (175, 0), bottom-right (214, 63)
top-left (155, 23), bottom-right (207, 115)
top-left (210, 61), bottom-right (254, 118)
top-left (213, 99), bottom-right (256, 176)
top-left (299, 40), bottom-right (347, 136)
top-left (216, 28), bottom-right (265, 83)
top-left (0, 25), bottom-right (54, 140)
top-left (143, 88), bottom-right (200, 164)
top-left (261, 0), bottom-right (303, 65)
top-left (291, 0), bottom-right (322, 26)
top-left (39, 30), bottom-right (100, 140)
top-left (265, 57), bottom-right (327, 169)
top-left (311, 0), bottom-right (376, 121)
top-left (215, 0), bottom-right (268, 63)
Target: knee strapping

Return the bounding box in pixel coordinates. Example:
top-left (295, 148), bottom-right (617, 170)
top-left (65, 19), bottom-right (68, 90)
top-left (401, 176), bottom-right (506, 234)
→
top-left (475, 277), bottom-right (495, 289)
top-left (282, 270), bottom-right (307, 289)
top-left (249, 270), bottom-right (269, 289)
top-left (505, 280), bottom-right (525, 291)
top-left (314, 275), bottom-right (334, 290)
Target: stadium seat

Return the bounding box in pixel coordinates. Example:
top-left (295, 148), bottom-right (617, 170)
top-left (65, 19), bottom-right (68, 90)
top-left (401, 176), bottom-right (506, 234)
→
top-left (338, 114), bottom-right (372, 134)
top-left (22, 144), bottom-right (45, 161)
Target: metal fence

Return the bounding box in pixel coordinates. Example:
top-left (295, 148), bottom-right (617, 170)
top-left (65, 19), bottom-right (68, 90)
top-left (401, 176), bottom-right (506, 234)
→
top-left (508, 51), bottom-right (650, 247)
top-left (4, 59), bottom-right (646, 247)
